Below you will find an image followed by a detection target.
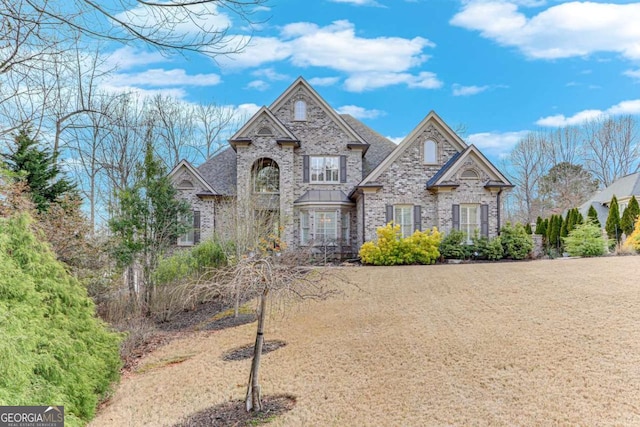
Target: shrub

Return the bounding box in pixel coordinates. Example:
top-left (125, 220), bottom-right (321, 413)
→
top-left (154, 239), bottom-right (231, 286)
top-left (624, 217), bottom-right (640, 253)
top-left (359, 223), bottom-right (441, 265)
top-left (500, 222), bottom-right (534, 260)
top-left (0, 214), bottom-right (121, 426)
top-left (439, 229), bottom-right (470, 260)
top-left (563, 220), bottom-right (606, 257)
top-left (485, 236), bottom-right (504, 261)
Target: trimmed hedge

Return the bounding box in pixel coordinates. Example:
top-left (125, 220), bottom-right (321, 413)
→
top-left (359, 223), bottom-right (441, 265)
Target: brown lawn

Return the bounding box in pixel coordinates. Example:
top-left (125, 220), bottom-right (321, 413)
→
top-left (91, 256), bottom-right (640, 426)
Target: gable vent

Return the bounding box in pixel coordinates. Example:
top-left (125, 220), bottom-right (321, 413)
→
top-left (257, 126), bottom-right (273, 136)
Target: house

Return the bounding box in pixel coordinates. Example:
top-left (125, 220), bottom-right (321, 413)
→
top-left (579, 172), bottom-right (640, 226)
top-left (169, 77), bottom-right (513, 257)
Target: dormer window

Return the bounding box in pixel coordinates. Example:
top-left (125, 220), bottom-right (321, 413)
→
top-left (424, 140), bottom-right (437, 164)
top-left (294, 100), bottom-right (307, 121)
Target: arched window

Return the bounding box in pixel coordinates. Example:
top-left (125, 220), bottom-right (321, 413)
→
top-left (424, 140), bottom-right (437, 164)
top-left (294, 100), bottom-right (307, 121)
top-left (253, 158), bottom-right (279, 193)
top-left (461, 169), bottom-right (479, 179)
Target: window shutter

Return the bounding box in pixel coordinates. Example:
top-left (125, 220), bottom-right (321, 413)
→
top-left (386, 205), bottom-right (393, 224)
top-left (340, 155), bottom-right (347, 183)
top-left (303, 155), bottom-right (309, 183)
top-left (193, 211), bottom-right (201, 244)
top-left (414, 205), bottom-right (422, 232)
top-left (481, 204), bottom-right (489, 237)
top-left (452, 204), bottom-right (460, 230)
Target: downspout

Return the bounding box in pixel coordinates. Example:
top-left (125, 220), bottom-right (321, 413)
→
top-left (496, 189), bottom-right (502, 235)
top-left (362, 192), bottom-right (366, 246)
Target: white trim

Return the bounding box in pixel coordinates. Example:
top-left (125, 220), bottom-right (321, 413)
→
top-left (434, 145), bottom-right (512, 186)
top-left (168, 160), bottom-right (218, 195)
top-left (229, 106), bottom-right (297, 141)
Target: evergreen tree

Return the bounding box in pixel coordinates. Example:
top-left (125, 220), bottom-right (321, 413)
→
top-left (560, 214), bottom-right (569, 239)
top-left (535, 216), bottom-right (543, 235)
top-left (575, 209), bottom-right (584, 225)
top-left (2, 129), bottom-right (76, 212)
top-left (524, 223), bottom-right (533, 234)
top-left (587, 205), bottom-right (600, 227)
top-left (605, 195), bottom-right (621, 243)
top-left (621, 195), bottom-right (640, 236)
top-left (109, 138), bottom-right (191, 306)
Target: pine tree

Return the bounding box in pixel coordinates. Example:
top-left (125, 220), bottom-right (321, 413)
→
top-left (605, 195), bottom-right (621, 243)
top-left (524, 223), bottom-right (533, 234)
top-left (535, 216), bottom-right (543, 235)
top-left (575, 209), bottom-right (584, 225)
top-left (2, 129), bottom-right (76, 212)
top-left (587, 205), bottom-right (600, 227)
top-left (620, 195), bottom-right (640, 236)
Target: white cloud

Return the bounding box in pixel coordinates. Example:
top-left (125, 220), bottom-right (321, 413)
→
top-left (624, 69), bottom-right (640, 79)
top-left (115, 3), bottom-right (231, 36)
top-left (217, 20), bottom-right (439, 92)
top-left (246, 80), bottom-right (270, 91)
top-left (536, 99), bottom-right (640, 127)
top-left (467, 130), bottom-right (531, 157)
top-left (104, 46), bottom-right (166, 71)
top-left (234, 103), bottom-right (261, 120)
top-left (308, 76), bottom-right (340, 86)
top-left (451, 1), bottom-right (640, 60)
top-left (107, 69), bottom-right (221, 87)
top-left (329, 0), bottom-right (384, 6)
top-left (386, 136), bottom-right (404, 145)
top-left (98, 84), bottom-right (189, 99)
top-left (452, 84), bottom-right (490, 96)
top-left (344, 71), bottom-right (442, 92)
top-left (252, 67), bottom-right (289, 81)
top-left (336, 105), bottom-right (385, 119)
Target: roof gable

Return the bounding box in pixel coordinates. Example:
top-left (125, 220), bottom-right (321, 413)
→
top-left (360, 110), bottom-right (468, 185)
top-left (428, 145), bottom-right (512, 188)
top-left (229, 106), bottom-right (297, 143)
top-left (269, 77), bottom-right (368, 145)
top-left (168, 159), bottom-right (218, 195)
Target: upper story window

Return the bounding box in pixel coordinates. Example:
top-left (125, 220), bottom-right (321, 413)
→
top-left (310, 156), bottom-right (339, 183)
top-left (294, 100), bottom-right (307, 121)
top-left (253, 158), bottom-right (279, 193)
top-left (424, 139), bottom-right (437, 164)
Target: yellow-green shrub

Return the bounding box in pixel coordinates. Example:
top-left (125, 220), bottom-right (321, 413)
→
top-left (359, 223), bottom-right (441, 265)
top-left (624, 217), bottom-right (640, 252)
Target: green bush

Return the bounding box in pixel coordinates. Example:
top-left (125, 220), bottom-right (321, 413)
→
top-left (563, 221), bottom-right (606, 257)
top-left (359, 223), bottom-right (441, 265)
top-left (154, 239), bottom-right (231, 286)
top-left (439, 229), bottom-right (470, 260)
top-left (0, 214), bottom-right (121, 426)
top-left (500, 222), bottom-right (534, 260)
top-left (484, 236), bottom-right (504, 261)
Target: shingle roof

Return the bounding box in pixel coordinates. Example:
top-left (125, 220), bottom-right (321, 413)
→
top-left (426, 151), bottom-right (463, 188)
top-left (579, 172), bottom-right (640, 225)
top-left (197, 147), bottom-right (237, 196)
top-left (340, 114), bottom-right (397, 178)
top-left (294, 190), bottom-right (353, 205)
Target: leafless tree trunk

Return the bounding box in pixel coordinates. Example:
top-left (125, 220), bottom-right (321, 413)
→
top-left (194, 102), bottom-right (238, 159)
top-left (246, 285), bottom-right (268, 412)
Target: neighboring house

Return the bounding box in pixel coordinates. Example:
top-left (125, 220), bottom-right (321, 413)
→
top-left (169, 77), bottom-right (513, 256)
top-left (579, 172), bottom-right (640, 226)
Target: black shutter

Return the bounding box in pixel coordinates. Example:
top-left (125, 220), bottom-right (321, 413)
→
top-left (386, 205), bottom-right (393, 225)
top-left (452, 204), bottom-right (460, 230)
top-left (193, 210), bottom-right (201, 244)
top-left (303, 155), bottom-right (309, 183)
top-left (414, 205), bottom-right (422, 232)
top-left (480, 204), bottom-right (489, 237)
top-left (340, 155), bottom-right (347, 183)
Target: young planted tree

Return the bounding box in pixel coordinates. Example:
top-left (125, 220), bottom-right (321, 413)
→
top-left (587, 205), bottom-right (600, 228)
top-left (109, 137), bottom-right (191, 306)
top-left (621, 195), bottom-right (639, 236)
top-left (2, 129), bottom-right (76, 212)
top-left (605, 195), bottom-right (621, 244)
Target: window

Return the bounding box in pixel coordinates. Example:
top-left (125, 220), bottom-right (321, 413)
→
top-left (394, 205), bottom-right (414, 238)
top-left (294, 100), bottom-right (307, 121)
top-left (424, 140), bottom-right (437, 164)
top-left (341, 212), bottom-right (350, 244)
top-left (300, 211), bottom-right (310, 245)
top-left (310, 156), bottom-right (339, 183)
top-left (178, 211), bottom-right (200, 246)
top-left (253, 158), bottom-right (279, 193)
top-left (461, 169), bottom-right (479, 179)
top-left (460, 204), bottom-right (480, 243)
top-left (315, 211), bottom-right (338, 244)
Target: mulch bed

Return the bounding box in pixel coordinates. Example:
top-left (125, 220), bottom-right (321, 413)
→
top-left (173, 394), bottom-right (296, 427)
top-left (222, 340), bottom-right (287, 362)
top-left (202, 313), bottom-right (257, 331)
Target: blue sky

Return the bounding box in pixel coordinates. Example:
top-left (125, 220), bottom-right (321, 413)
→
top-left (102, 0), bottom-right (640, 162)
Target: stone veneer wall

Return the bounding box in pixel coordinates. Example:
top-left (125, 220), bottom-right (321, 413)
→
top-left (173, 168), bottom-right (216, 242)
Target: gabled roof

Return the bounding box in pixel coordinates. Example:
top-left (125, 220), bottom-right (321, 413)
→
top-left (269, 77), bottom-right (368, 145)
top-left (340, 114), bottom-right (397, 178)
top-left (228, 106), bottom-right (298, 148)
top-left (168, 159), bottom-right (218, 195)
top-left (428, 145), bottom-right (512, 188)
top-left (359, 110), bottom-right (468, 186)
top-left (578, 172), bottom-right (640, 225)
top-left (197, 147), bottom-right (237, 196)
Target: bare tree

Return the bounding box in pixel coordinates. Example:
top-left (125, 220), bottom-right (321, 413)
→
top-left (194, 102), bottom-right (237, 159)
top-left (582, 116), bottom-right (639, 187)
top-left (546, 126), bottom-right (582, 166)
top-left (148, 95), bottom-right (197, 168)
